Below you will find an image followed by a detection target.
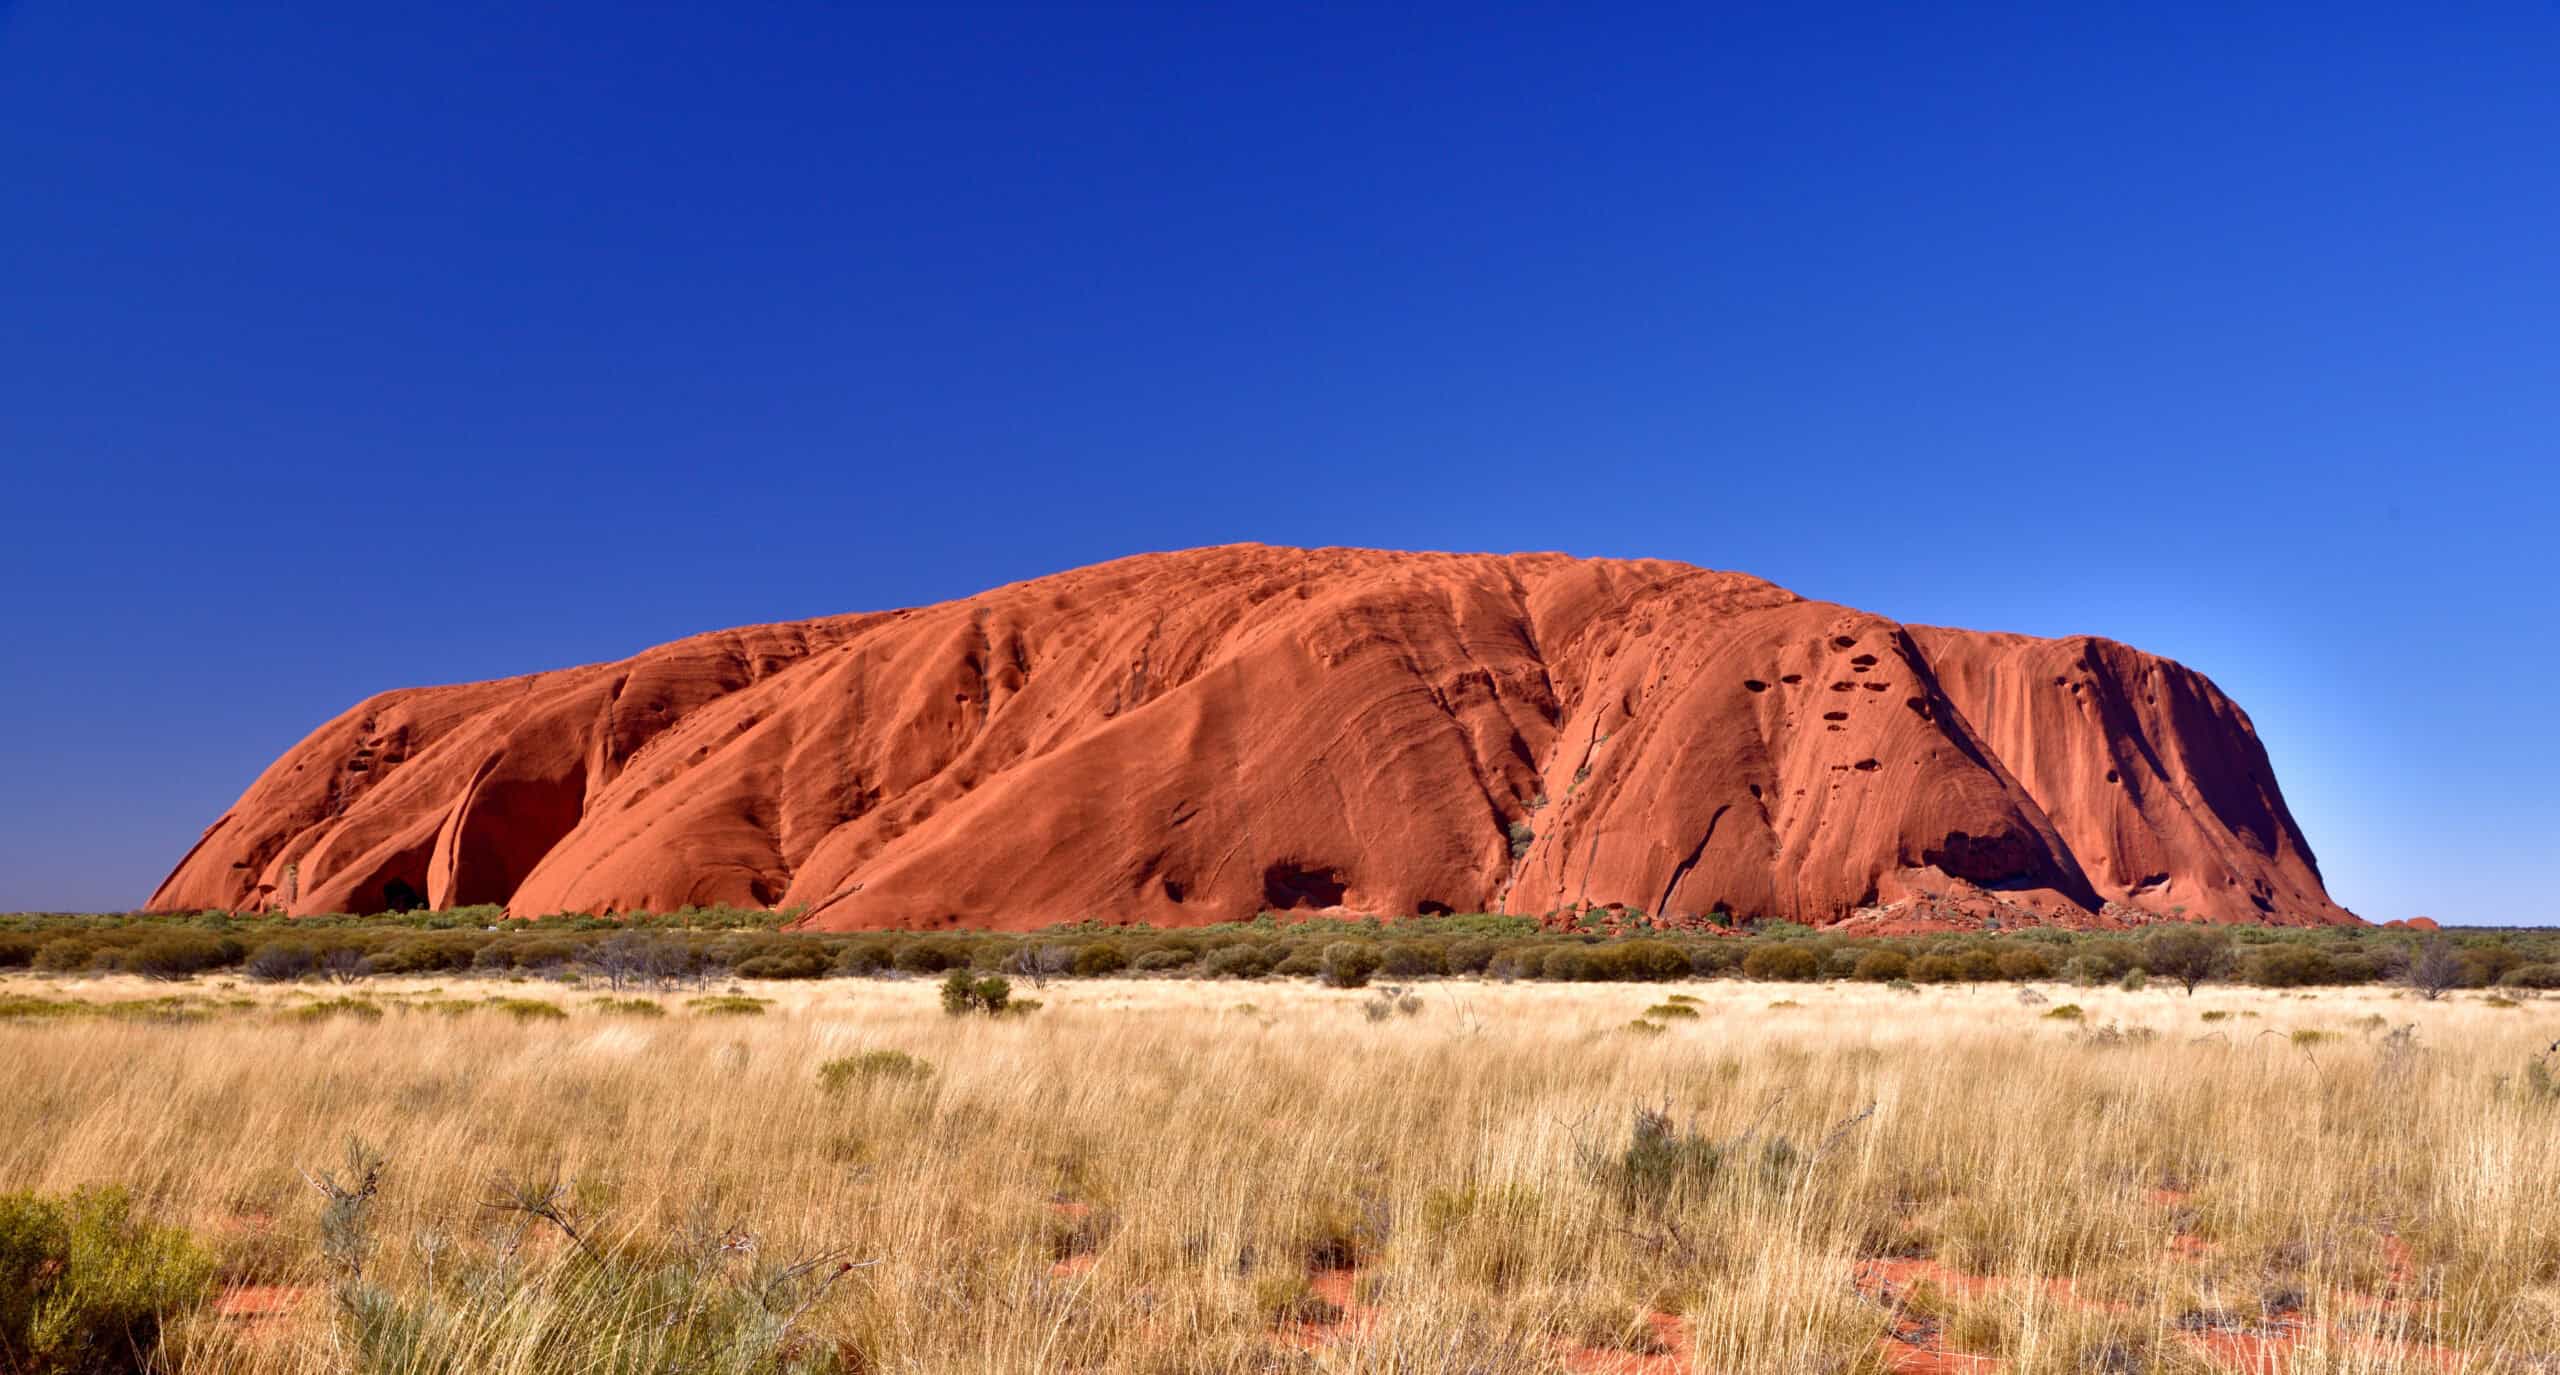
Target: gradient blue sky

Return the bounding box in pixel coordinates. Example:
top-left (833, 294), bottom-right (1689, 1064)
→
top-left (3, 4), bottom-right (2553, 921)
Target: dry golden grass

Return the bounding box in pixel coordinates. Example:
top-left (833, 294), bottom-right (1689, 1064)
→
top-left (3, 972), bottom-right (2557, 1373)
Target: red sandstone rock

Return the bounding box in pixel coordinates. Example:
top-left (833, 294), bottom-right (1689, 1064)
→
top-left (149, 546), bottom-right (2357, 929)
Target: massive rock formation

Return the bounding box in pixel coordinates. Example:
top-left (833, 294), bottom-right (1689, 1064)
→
top-left (150, 546), bottom-right (2356, 930)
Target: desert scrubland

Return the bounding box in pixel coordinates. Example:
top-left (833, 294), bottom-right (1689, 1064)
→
top-left (3, 974), bottom-right (2557, 1374)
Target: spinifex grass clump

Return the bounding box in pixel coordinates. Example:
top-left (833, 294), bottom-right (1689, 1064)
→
top-left (816, 1050), bottom-right (933, 1095)
top-left (303, 1144), bottom-right (875, 1375)
top-left (1595, 1103), bottom-right (1799, 1206)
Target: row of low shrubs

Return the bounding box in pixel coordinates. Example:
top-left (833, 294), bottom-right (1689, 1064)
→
top-left (1, 914), bottom-right (2550, 992)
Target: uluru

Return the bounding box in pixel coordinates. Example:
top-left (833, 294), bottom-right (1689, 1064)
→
top-left (150, 545), bottom-right (2356, 931)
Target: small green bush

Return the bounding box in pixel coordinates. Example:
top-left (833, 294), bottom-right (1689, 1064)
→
top-left (361, 937), bottom-right (481, 976)
top-left (2244, 945), bottom-right (2335, 988)
top-left (243, 943), bottom-right (318, 982)
top-left (484, 998), bottom-right (568, 1021)
top-left (1538, 948), bottom-right (1602, 981)
top-left (1598, 1104), bottom-right (1798, 1205)
top-left (119, 935), bottom-right (243, 980)
top-left (1270, 944), bottom-right (1323, 977)
top-left (1319, 942), bottom-right (1383, 989)
top-left (1606, 940), bottom-right (1693, 981)
top-left (1643, 1002), bottom-right (1700, 1020)
top-left (1201, 944), bottom-right (1273, 979)
top-left (1741, 943), bottom-right (1821, 982)
top-left (30, 939), bottom-right (95, 974)
top-left (1907, 954), bottom-right (1963, 984)
top-left (587, 997), bottom-right (666, 1016)
top-left (1131, 949), bottom-right (1194, 973)
top-left (940, 971), bottom-right (1014, 1016)
top-left (1686, 943), bottom-right (1742, 976)
top-left (1071, 942), bottom-right (1128, 977)
top-left (1377, 942), bottom-right (1444, 977)
top-left (2042, 1004), bottom-right (2085, 1021)
top-left (1853, 949), bottom-right (1910, 982)
top-left (0, 1185), bottom-right (216, 1375)
top-left (818, 1050), bottom-right (934, 1094)
top-left (892, 939), bottom-right (970, 975)
top-left (732, 947), bottom-right (832, 980)
top-left (2141, 926), bottom-right (2234, 995)
top-left (688, 995), bottom-right (769, 1016)
top-left (832, 940), bottom-right (897, 976)
top-left (289, 997), bottom-right (385, 1023)
top-left (2064, 939), bottom-right (2140, 985)
top-left (1994, 947), bottom-right (2055, 981)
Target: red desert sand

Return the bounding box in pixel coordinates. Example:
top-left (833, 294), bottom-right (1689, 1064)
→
top-left (153, 545), bottom-right (2354, 931)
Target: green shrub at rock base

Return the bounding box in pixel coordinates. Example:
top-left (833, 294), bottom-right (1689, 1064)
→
top-left (1071, 943), bottom-right (1128, 977)
top-left (1741, 943), bottom-right (1821, 982)
top-left (1201, 944), bottom-right (1273, 979)
top-left (30, 939), bottom-right (95, 974)
top-left (1853, 949), bottom-right (1910, 982)
top-left (1319, 942), bottom-right (1383, 989)
top-left (731, 947), bottom-right (832, 980)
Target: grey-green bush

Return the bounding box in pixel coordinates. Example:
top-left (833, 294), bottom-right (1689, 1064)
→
top-left (1319, 942), bottom-right (1383, 989)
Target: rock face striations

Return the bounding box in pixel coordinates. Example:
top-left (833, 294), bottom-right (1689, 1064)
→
top-left (151, 546), bottom-right (2356, 930)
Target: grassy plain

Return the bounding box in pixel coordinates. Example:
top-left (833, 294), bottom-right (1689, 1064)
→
top-left (2, 972), bottom-right (2556, 1373)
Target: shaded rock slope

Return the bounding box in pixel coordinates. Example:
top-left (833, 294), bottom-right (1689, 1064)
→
top-left (151, 546), bottom-right (2356, 930)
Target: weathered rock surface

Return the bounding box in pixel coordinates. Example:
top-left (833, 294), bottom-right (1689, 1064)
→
top-left (150, 546), bottom-right (2356, 929)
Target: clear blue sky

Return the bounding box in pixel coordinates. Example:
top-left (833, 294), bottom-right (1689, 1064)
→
top-left (2, 4), bottom-right (2552, 921)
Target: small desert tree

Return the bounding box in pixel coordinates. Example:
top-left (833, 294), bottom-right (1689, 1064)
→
top-left (2141, 925), bottom-right (2233, 996)
top-left (1005, 943), bottom-right (1073, 989)
top-left (2406, 934), bottom-right (2464, 1001)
